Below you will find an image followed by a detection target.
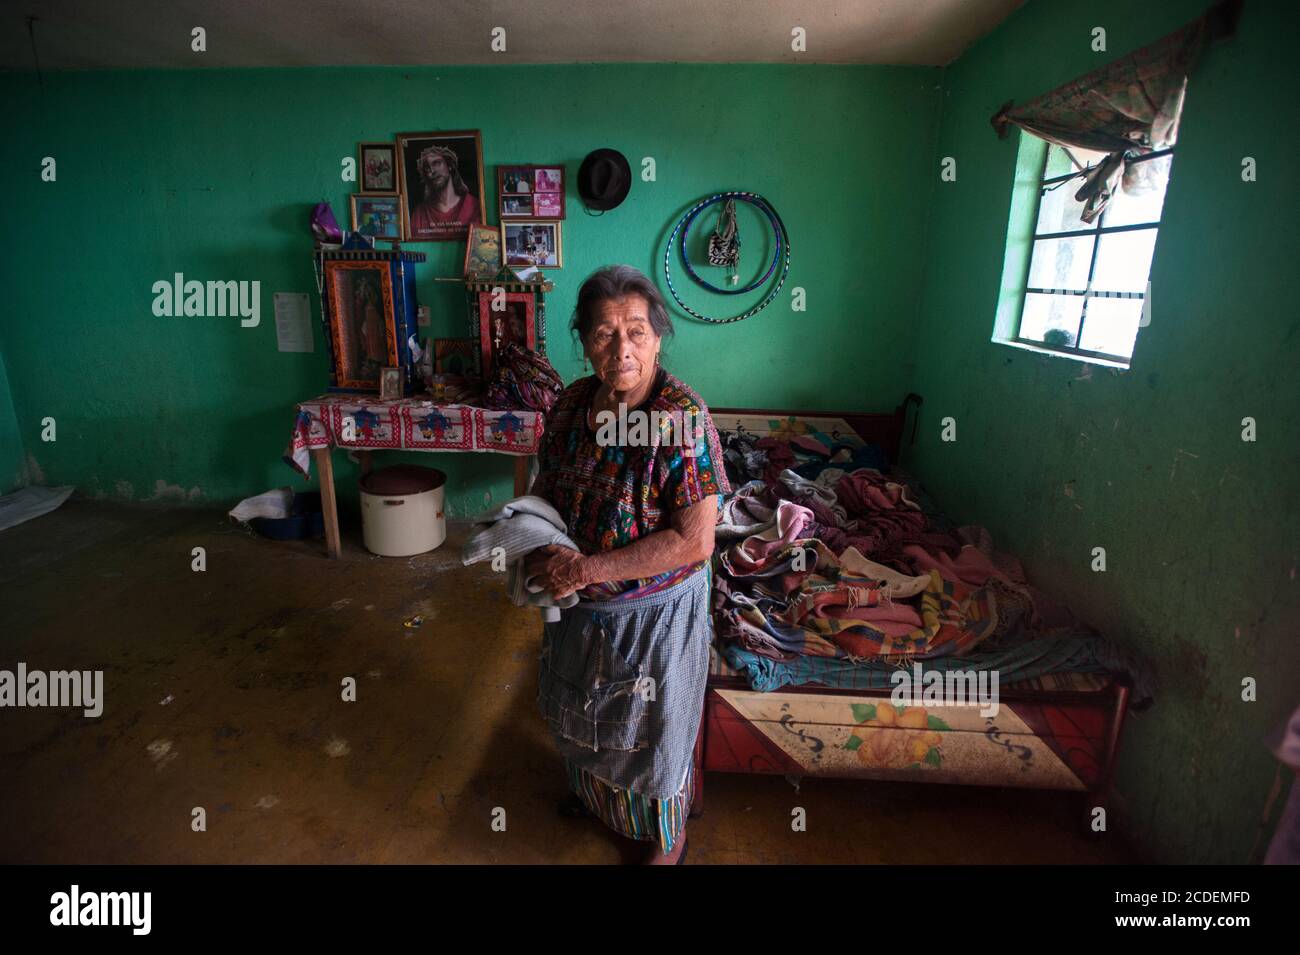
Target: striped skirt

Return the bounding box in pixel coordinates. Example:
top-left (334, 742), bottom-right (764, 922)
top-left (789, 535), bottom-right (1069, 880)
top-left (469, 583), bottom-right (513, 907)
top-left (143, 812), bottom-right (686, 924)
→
top-left (538, 565), bottom-right (712, 854)
top-left (565, 758), bottom-right (694, 854)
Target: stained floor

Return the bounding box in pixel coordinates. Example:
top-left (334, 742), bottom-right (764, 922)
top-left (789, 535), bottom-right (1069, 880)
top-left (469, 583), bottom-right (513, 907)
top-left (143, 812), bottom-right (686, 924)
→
top-left (0, 500), bottom-right (1133, 864)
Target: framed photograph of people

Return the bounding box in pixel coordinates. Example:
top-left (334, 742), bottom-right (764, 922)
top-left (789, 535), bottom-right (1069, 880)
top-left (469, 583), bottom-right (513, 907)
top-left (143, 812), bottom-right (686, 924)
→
top-left (350, 193), bottom-right (404, 240)
top-left (501, 221), bottom-right (561, 269)
top-left (534, 167), bottom-right (562, 193)
top-left (499, 166), bottom-right (533, 196)
top-left (501, 195), bottom-right (534, 218)
top-left (534, 193), bottom-right (563, 218)
top-left (359, 142), bottom-right (397, 193)
top-left (323, 260), bottom-right (399, 391)
top-left (476, 292), bottom-right (538, 375)
top-left (497, 164), bottom-right (565, 220)
top-left (396, 130), bottom-right (486, 242)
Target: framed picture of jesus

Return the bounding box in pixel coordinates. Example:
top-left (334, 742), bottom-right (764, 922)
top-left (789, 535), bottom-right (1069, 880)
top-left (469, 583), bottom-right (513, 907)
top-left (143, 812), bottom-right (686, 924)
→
top-left (396, 130), bottom-right (486, 242)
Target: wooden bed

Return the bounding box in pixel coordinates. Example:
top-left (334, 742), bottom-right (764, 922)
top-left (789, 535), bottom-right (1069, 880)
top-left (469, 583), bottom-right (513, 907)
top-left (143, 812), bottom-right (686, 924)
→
top-left (690, 396), bottom-right (1131, 830)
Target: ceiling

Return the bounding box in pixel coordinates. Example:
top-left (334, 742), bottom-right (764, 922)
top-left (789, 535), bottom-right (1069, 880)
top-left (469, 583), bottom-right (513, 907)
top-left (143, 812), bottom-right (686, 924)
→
top-left (1, 0), bottom-right (1026, 71)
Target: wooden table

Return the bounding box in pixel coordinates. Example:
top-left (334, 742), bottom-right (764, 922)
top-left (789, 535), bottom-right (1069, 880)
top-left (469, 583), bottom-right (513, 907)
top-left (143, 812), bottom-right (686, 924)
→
top-left (285, 394), bottom-right (544, 558)
top-left (310, 447), bottom-right (530, 558)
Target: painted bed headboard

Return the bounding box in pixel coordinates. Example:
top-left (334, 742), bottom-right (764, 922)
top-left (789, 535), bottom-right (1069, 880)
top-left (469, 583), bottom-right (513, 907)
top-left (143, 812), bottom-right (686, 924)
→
top-left (711, 394), bottom-right (922, 466)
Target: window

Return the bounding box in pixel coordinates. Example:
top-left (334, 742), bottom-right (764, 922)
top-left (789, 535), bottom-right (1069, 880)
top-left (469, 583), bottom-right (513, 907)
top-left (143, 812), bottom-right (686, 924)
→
top-left (1014, 143), bottom-right (1173, 365)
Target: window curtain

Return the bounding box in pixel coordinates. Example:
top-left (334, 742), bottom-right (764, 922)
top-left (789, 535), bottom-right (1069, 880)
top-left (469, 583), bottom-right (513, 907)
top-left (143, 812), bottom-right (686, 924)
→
top-left (990, 0), bottom-right (1241, 222)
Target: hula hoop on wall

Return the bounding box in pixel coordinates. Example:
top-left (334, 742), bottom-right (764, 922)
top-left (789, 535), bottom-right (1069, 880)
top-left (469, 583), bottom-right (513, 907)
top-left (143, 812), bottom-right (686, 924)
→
top-left (663, 191), bottom-right (790, 324)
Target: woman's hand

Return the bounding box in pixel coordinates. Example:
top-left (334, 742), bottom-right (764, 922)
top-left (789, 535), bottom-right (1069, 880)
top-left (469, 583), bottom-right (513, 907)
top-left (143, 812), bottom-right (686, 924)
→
top-left (524, 545), bottom-right (589, 600)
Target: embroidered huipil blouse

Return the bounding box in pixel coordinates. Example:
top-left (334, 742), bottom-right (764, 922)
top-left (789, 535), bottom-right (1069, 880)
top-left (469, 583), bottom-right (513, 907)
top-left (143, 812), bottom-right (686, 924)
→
top-left (532, 368), bottom-right (731, 599)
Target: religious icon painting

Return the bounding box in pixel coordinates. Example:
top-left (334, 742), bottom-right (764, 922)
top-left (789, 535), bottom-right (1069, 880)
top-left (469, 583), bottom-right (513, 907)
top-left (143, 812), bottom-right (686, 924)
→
top-left (323, 260), bottom-right (399, 391)
top-left (475, 291), bottom-right (537, 376)
top-left (396, 130), bottom-right (486, 242)
top-left (358, 142), bottom-right (398, 193)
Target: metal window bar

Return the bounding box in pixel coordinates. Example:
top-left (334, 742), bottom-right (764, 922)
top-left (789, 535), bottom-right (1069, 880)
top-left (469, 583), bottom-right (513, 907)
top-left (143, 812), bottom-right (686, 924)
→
top-left (1026, 288), bottom-right (1145, 298)
top-left (1011, 337), bottom-right (1135, 365)
top-left (1040, 146), bottom-right (1174, 188)
top-left (1016, 144), bottom-right (1172, 361)
top-left (1035, 222), bottom-right (1160, 241)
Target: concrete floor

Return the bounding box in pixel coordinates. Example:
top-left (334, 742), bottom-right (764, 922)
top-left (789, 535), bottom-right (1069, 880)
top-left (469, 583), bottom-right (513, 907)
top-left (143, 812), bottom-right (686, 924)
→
top-left (0, 500), bottom-right (1133, 864)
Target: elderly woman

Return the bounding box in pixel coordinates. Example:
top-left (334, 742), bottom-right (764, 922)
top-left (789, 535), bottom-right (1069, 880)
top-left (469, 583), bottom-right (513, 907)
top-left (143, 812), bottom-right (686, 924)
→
top-left (526, 264), bottom-right (730, 864)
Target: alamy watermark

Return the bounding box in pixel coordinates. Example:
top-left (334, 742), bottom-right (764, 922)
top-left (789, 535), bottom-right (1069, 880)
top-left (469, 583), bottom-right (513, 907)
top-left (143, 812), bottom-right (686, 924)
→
top-left (890, 664), bottom-right (999, 717)
top-left (593, 404), bottom-right (703, 457)
top-left (0, 663), bottom-right (103, 717)
top-left (151, 272), bottom-right (260, 327)
top-left (50, 885), bottom-right (150, 935)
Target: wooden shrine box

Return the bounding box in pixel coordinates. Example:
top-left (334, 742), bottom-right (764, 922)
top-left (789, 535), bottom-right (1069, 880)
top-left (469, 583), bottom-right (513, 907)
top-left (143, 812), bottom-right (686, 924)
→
top-left (314, 245), bottom-right (427, 395)
top-left (464, 268), bottom-right (554, 377)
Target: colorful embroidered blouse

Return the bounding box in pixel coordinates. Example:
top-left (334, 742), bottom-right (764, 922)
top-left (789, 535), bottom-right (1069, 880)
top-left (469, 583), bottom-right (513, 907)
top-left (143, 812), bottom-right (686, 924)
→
top-left (533, 368), bottom-right (731, 599)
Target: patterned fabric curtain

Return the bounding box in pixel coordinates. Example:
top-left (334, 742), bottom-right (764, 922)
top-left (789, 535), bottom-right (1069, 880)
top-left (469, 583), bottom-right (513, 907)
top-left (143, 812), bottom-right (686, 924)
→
top-left (991, 0), bottom-right (1241, 222)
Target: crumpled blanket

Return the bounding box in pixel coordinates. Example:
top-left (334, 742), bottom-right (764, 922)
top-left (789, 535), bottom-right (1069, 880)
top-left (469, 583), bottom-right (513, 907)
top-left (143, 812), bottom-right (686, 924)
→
top-left (710, 455), bottom-right (1156, 702)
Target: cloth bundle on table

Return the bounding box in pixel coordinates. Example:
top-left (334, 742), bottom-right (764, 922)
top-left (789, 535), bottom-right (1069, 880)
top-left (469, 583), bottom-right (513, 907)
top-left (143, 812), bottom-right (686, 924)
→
top-left (484, 342), bottom-right (564, 415)
top-left (462, 495), bottom-right (580, 622)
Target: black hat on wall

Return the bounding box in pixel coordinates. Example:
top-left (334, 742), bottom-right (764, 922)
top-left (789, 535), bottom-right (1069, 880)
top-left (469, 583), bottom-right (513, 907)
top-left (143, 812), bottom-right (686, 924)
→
top-left (577, 148), bottom-right (632, 212)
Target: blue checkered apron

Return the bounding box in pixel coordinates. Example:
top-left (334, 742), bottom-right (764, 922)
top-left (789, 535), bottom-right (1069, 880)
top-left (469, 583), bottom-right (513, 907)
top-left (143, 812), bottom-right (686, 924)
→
top-left (536, 565), bottom-right (711, 800)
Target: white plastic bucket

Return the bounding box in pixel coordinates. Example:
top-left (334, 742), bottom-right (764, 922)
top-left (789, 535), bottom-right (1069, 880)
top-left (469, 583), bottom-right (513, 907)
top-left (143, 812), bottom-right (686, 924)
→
top-left (359, 466), bottom-right (446, 557)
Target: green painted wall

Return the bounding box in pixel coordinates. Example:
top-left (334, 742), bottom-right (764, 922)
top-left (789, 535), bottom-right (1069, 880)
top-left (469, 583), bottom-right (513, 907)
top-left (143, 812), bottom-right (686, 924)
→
top-left (4, 7), bottom-right (1293, 862)
top-left (908, 0), bottom-right (1300, 862)
top-left (0, 346), bottom-right (25, 493)
top-left (0, 63), bottom-right (941, 516)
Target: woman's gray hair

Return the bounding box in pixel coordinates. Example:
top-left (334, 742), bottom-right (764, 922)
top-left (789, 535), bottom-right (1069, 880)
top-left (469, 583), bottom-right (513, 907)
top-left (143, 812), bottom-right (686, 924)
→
top-left (571, 265), bottom-right (675, 344)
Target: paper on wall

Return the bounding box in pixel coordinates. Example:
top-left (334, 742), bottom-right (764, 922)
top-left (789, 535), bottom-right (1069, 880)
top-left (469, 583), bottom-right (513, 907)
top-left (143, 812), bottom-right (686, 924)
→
top-left (274, 292), bottom-right (314, 353)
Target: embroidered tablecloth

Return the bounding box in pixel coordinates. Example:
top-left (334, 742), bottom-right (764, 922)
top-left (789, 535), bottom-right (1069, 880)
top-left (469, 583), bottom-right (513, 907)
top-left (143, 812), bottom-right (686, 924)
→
top-left (284, 393), bottom-right (544, 477)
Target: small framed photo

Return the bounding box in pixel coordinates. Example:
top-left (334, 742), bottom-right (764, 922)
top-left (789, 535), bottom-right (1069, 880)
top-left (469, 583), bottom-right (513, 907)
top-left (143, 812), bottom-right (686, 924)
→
top-left (502, 221), bottom-right (561, 269)
top-left (499, 166), bottom-right (533, 195)
top-left (359, 142), bottom-right (397, 193)
top-left (534, 167), bottom-right (564, 193)
top-left (380, 366), bottom-right (403, 400)
top-left (501, 195), bottom-right (534, 218)
top-left (497, 164), bottom-right (566, 220)
top-left (534, 193), bottom-right (563, 218)
top-left (350, 193), bottom-right (404, 240)
top-left (396, 130), bottom-right (486, 242)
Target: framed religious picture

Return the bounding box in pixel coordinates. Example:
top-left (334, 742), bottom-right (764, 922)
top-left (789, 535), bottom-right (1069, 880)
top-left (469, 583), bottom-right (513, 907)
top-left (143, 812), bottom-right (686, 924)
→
top-left (476, 292), bottom-right (537, 375)
top-left (379, 366), bottom-right (403, 400)
top-left (359, 142), bottom-right (397, 193)
top-left (350, 193), bottom-right (404, 240)
top-left (501, 221), bottom-right (561, 269)
top-left (322, 260), bottom-right (399, 391)
top-left (497, 164), bottom-right (566, 220)
top-left (434, 339), bottom-right (477, 376)
top-left (463, 222), bottom-right (501, 278)
top-left (396, 130), bottom-right (486, 242)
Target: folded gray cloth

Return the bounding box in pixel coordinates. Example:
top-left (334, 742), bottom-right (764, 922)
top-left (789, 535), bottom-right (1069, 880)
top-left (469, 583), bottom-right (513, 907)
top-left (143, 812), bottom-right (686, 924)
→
top-left (462, 495), bottom-right (581, 622)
